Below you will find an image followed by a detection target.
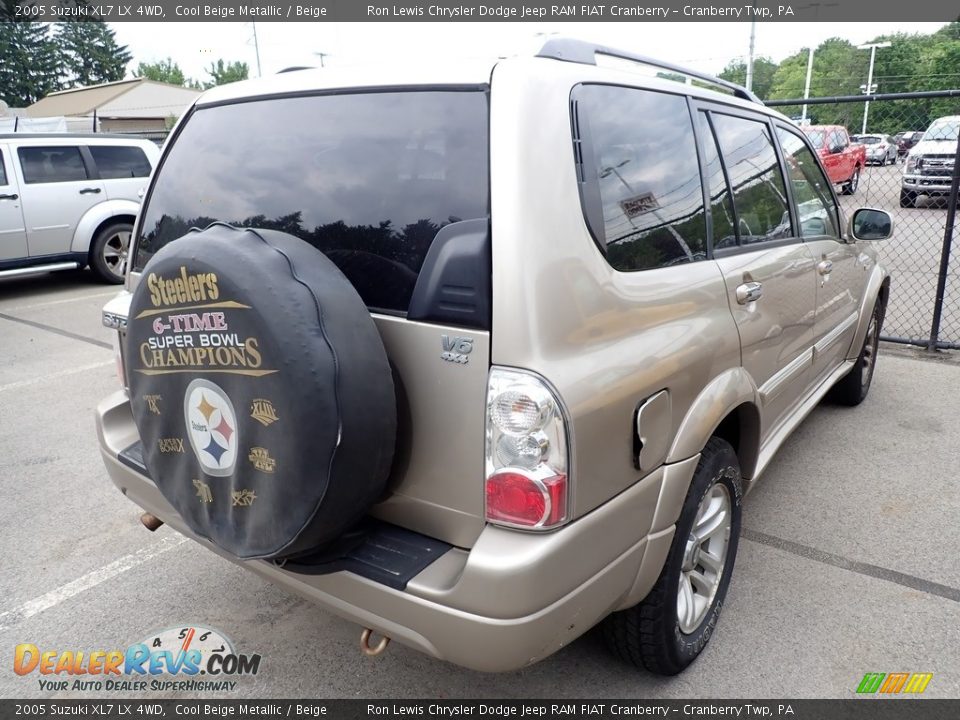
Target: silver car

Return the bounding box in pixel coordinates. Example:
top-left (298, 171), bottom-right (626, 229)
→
top-left (0, 134), bottom-right (159, 283)
top-left (95, 40), bottom-right (892, 675)
top-left (852, 133), bottom-right (898, 165)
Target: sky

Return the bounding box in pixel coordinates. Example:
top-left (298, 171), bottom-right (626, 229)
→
top-left (110, 21), bottom-right (950, 83)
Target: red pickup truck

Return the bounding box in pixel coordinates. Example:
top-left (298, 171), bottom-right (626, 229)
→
top-left (802, 125), bottom-right (866, 195)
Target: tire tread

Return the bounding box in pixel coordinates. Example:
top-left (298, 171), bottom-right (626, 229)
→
top-left (602, 436), bottom-right (737, 675)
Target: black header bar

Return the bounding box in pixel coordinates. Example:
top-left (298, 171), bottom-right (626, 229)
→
top-left (5, 0), bottom-right (960, 22)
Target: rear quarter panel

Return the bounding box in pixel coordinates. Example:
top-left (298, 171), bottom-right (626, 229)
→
top-left (489, 59), bottom-right (742, 517)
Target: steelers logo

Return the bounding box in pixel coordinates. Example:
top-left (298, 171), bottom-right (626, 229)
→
top-left (183, 379), bottom-right (238, 477)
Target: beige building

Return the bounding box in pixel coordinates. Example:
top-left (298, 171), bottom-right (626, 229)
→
top-left (26, 78), bottom-right (201, 134)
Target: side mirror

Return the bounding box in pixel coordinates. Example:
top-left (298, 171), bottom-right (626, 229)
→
top-left (829, 143), bottom-right (844, 154)
top-left (849, 208), bottom-right (893, 241)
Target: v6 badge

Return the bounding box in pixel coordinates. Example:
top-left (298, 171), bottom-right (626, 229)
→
top-left (441, 335), bottom-right (473, 365)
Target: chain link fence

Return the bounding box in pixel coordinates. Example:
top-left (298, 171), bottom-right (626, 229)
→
top-left (767, 91), bottom-right (960, 350)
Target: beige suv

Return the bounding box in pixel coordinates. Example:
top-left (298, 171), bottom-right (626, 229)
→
top-left (95, 40), bottom-right (892, 675)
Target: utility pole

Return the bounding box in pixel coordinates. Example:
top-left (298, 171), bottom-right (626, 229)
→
top-left (801, 47), bottom-right (815, 123)
top-left (313, 52), bottom-right (330, 68)
top-left (858, 41), bottom-right (890, 134)
top-left (745, 21), bottom-right (756, 92)
top-left (252, 22), bottom-right (262, 77)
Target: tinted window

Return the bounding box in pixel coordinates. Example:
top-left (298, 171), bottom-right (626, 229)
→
top-left (698, 113), bottom-right (737, 250)
top-left (711, 114), bottom-right (791, 245)
top-left (575, 85), bottom-right (706, 272)
top-left (90, 145), bottom-right (152, 179)
top-left (18, 146), bottom-right (88, 184)
top-left (776, 127), bottom-right (839, 238)
top-left (0, 150), bottom-right (6, 185)
top-left (135, 91), bottom-right (489, 313)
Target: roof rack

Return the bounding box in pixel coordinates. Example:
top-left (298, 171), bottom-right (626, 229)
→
top-left (536, 38), bottom-right (761, 104)
top-left (277, 66), bottom-right (314, 74)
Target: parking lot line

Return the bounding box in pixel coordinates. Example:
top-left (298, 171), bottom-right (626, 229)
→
top-left (743, 528), bottom-right (960, 603)
top-left (0, 312), bottom-right (112, 350)
top-left (1, 290), bottom-right (119, 314)
top-left (0, 360), bottom-right (113, 394)
top-left (0, 536), bottom-right (187, 632)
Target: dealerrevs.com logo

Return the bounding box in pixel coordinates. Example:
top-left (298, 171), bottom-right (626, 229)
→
top-left (14, 625), bottom-right (261, 692)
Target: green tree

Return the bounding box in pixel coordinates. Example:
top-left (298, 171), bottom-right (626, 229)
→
top-left (718, 57), bottom-right (778, 100)
top-left (133, 58), bottom-right (203, 89)
top-left (54, 21), bottom-right (131, 89)
top-left (767, 39), bottom-right (866, 128)
top-left (925, 41), bottom-right (960, 118)
top-left (203, 60), bottom-right (249, 89)
top-left (0, 22), bottom-right (59, 106)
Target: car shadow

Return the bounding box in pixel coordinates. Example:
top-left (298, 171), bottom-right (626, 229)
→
top-left (0, 268), bottom-right (108, 302)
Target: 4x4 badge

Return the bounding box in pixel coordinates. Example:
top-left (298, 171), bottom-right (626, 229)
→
top-left (441, 335), bottom-right (473, 365)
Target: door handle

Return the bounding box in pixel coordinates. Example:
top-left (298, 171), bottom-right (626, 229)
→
top-left (0, 193), bottom-right (18, 200)
top-left (736, 281), bottom-right (763, 305)
top-left (79, 187), bottom-right (102, 195)
top-left (817, 260), bottom-right (833, 276)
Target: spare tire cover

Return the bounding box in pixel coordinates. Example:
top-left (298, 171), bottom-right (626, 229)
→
top-left (125, 224), bottom-right (396, 560)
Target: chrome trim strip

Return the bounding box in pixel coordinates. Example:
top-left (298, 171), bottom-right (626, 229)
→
top-left (814, 312), bottom-right (858, 358)
top-left (0, 261), bottom-right (80, 279)
top-left (759, 349), bottom-right (813, 404)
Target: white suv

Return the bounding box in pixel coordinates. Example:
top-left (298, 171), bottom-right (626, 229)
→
top-left (0, 134), bottom-right (159, 283)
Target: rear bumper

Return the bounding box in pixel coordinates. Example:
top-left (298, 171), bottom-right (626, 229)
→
top-left (96, 390), bottom-right (695, 672)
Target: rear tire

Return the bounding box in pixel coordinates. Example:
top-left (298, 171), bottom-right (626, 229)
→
top-left (602, 437), bottom-right (742, 675)
top-left (830, 300), bottom-right (882, 406)
top-left (842, 167), bottom-right (860, 195)
top-left (89, 222), bottom-right (132, 284)
top-left (899, 189), bottom-right (917, 208)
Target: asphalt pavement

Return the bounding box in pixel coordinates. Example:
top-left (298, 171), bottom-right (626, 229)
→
top-left (0, 270), bottom-right (958, 699)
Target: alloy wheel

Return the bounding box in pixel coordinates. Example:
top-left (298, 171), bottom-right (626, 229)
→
top-left (861, 314), bottom-right (879, 390)
top-left (677, 482), bottom-right (732, 634)
top-left (101, 229), bottom-right (131, 280)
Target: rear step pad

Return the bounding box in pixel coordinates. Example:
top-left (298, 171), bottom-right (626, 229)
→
top-left (117, 441), bottom-right (451, 591)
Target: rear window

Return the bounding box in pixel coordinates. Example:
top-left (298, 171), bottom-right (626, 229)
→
top-left (18, 146), bottom-right (89, 184)
top-left (90, 145), bottom-right (152, 179)
top-left (134, 90), bottom-right (489, 314)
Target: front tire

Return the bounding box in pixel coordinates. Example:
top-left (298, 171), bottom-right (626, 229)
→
top-left (899, 189), bottom-right (917, 208)
top-left (830, 299), bottom-right (882, 406)
top-left (602, 437), bottom-right (742, 675)
top-left (89, 222), bottom-right (132, 284)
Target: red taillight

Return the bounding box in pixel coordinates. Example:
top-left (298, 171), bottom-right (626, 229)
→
top-left (485, 471), bottom-right (567, 528)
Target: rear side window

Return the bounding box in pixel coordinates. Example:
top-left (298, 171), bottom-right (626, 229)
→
top-left (135, 90), bottom-right (489, 314)
top-left (573, 84), bottom-right (707, 272)
top-left (709, 114), bottom-right (792, 246)
top-left (0, 150), bottom-right (7, 185)
top-left (776, 127), bottom-right (839, 238)
top-left (89, 145), bottom-right (152, 179)
top-left (18, 146), bottom-right (89, 184)
top-left (698, 113), bottom-right (737, 251)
